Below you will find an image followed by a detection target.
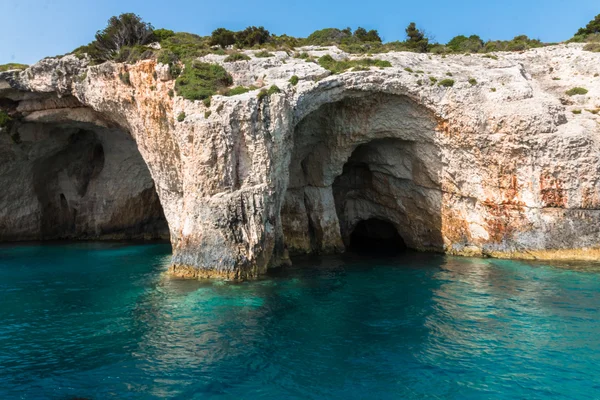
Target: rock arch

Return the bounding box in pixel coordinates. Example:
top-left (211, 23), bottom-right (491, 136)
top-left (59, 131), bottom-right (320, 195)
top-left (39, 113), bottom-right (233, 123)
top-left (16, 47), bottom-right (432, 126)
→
top-left (0, 94), bottom-right (169, 241)
top-left (282, 91), bottom-right (444, 256)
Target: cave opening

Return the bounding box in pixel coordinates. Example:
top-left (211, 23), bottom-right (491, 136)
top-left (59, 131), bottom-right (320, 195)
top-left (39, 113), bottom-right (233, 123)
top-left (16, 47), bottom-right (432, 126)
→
top-left (349, 218), bottom-right (406, 254)
top-left (282, 92), bottom-right (444, 259)
top-left (0, 116), bottom-right (170, 242)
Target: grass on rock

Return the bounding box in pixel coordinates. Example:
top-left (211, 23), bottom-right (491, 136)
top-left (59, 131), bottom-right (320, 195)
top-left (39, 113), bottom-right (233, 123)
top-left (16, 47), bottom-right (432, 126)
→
top-left (566, 87), bottom-right (588, 96)
top-left (175, 61), bottom-right (233, 101)
top-left (318, 55), bottom-right (391, 74)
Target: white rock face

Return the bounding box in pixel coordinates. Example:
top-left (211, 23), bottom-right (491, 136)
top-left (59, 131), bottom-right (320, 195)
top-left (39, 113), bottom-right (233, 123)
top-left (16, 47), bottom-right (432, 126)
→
top-left (1, 44), bottom-right (599, 278)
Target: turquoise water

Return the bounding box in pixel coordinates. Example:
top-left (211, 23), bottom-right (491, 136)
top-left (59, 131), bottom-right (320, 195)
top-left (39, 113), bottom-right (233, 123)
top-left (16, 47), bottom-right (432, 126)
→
top-left (1, 243), bottom-right (600, 399)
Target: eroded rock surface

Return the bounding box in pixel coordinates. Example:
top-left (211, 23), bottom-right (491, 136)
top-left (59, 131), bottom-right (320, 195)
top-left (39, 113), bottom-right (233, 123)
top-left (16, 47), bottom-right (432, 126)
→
top-left (1, 44), bottom-right (599, 278)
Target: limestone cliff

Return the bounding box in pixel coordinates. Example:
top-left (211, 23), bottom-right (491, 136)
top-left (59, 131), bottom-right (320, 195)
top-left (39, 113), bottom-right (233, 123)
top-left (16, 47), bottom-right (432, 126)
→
top-left (1, 44), bottom-right (599, 279)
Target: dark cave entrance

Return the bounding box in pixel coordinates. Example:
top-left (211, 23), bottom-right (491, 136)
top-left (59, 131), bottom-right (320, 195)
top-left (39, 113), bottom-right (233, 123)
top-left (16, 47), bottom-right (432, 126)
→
top-left (0, 118), bottom-right (170, 242)
top-left (349, 218), bottom-right (406, 254)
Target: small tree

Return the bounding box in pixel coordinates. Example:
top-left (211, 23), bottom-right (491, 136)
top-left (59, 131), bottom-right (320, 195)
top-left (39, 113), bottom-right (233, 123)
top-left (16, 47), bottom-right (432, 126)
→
top-left (91, 13), bottom-right (155, 61)
top-left (447, 35), bottom-right (484, 53)
top-left (210, 28), bottom-right (236, 48)
top-left (235, 26), bottom-right (271, 47)
top-left (153, 28), bottom-right (175, 42)
top-left (354, 27), bottom-right (382, 43)
top-left (576, 14), bottom-right (600, 36)
top-left (305, 28), bottom-right (352, 45)
top-left (405, 22), bottom-right (429, 52)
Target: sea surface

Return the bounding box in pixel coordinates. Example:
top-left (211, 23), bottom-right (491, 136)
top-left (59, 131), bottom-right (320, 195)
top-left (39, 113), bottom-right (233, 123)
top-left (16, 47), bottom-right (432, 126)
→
top-left (1, 242), bottom-right (600, 399)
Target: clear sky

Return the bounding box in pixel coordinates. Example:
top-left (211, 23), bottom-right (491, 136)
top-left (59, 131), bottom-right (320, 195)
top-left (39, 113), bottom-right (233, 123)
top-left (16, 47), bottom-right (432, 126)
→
top-left (0, 0), bottom-right (597, 65)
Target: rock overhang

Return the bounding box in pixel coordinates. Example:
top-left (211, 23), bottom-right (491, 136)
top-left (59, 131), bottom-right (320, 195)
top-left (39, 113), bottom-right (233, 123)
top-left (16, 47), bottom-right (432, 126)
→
top-left (1, 44), bottom-right (599, 279)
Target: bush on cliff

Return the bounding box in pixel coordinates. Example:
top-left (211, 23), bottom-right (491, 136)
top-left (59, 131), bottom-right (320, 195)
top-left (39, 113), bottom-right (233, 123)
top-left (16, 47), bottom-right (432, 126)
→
top-left (175, 61), bottom-right (233, 101)
top-left (405, 22), bottom-right (429, 53)
top-left (210, 28), bottom-right (236, 48)
top-left (158, 32), bottom-right (210, 61)
top-left (0, 63), bottom-right (28, 72)
top-left (224, 53), bottom-right (251, 62)
top-left (255, 50), bottom-right (274, 58)
top-left (483, 35), bottom-right (543, 52)
top-left (153, 28), bottom-right (175, 42)
top-left (305, 28), bottom-right (352, 45)
top-left (235, 26), bottom-right (272, 47)
top-left (446, 35), bottom-right (484, 53)
top-left (85, 13), bottom-right (156, 62)
top-left (575, 14), bottom-right (600, 37)
top-left (318, 54), bottom-right (391, 73)
top-left (224, 86), bottom-right (257, 96)
top-left (565, 87), bottom-right (588, 96)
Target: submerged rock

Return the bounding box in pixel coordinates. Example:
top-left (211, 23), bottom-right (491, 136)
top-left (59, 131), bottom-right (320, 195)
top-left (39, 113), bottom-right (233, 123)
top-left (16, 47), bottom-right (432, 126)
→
top-left (1, 44), bottom-right (599, 278)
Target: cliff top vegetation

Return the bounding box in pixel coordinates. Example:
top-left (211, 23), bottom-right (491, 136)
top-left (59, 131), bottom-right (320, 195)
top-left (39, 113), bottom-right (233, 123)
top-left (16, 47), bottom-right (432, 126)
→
top-left (69, 12), bottom-right (600, 66)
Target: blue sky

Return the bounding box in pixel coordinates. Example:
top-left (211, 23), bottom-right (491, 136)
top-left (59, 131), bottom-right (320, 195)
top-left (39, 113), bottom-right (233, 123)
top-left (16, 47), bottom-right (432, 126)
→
top-left (0, 0), bottom-right (597, 65)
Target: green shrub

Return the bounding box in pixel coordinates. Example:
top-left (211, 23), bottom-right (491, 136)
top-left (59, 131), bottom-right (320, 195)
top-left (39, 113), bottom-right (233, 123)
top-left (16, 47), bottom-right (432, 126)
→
top-left (177, 111), bottom-right (186, 122)
top-left (447, 35), bottom-right (484, 53)
top-left (468, 78), bottom-right (477, 85)
top-left (584, 42), bottom-right (600, 52)
top-left (565, 87), bottom-right (588, 96)
top-left (267, 85), bottom-right (281, 95)
top-left (224, 86), bottom-right (257, 96)
top-left (404, 67), bottom-right (414, 73)
top-left (552, 77), bottom-right (561, 80)
top-left (235, 26), bottom-right (271, 47)
top-left (289, 75), bottom-right (299, 85)
top-left (203, 98), bottom-right (211, 107)
top-left (159, 32), bottom-right (210, 61)
top-left (353, 27), bottom-right (382, 43)
top-left (405, 22), bottom-right (429, 53)
top-left (483, 54), bottom-right (498, 60)
top-left (572, 109), bottom-right (582, 114)
top-left (429, 76), bottom-right (437, 84)
top-left (255, 50), bottom-right (274, 58)
top-left (153, 28), bottom-right (175, 42)
top-left (438, 79), bottom-right (455, 87)
top-left (305, 28), bottom-right (352, 45)
top-left (157, 49), bottom-right (178, 65)
top-left (175, 61), bottom-right (233, 101)
top-left (318, 55), bottom-right (391, 74)
top-left (575, 14), bottom-right (600, 37)
top-left (294, 52), bottom-right (310, 59)
top-left (216, 104), bottom-right (224, 113)
top-left (0, 110), bottom-right (11, 127)
top-left (0, 63), bottom-right (28, 72)
top-left (446, 72), bottom-right (453, 76)
top-left (491, 87), bottom-right (497, 92)
top-left (205, 110), bottom-right (212, 119)
top-left (210, 28), bottom-right (236, 48)
top-left (168, 89), bottom-right (174, 98)
top-left (257, 89), bottom-right (268, 101)
top-left (119, 72), bottom-right (131, 85)
top-left (85, 13), bottom-right (155, 62)
top-left (224, 53), bottom-right (251, 62)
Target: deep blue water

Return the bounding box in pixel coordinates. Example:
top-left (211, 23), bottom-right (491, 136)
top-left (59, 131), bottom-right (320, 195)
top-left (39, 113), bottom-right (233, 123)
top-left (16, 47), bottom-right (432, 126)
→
top-left (1, 243), bottom-right (600, 399)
